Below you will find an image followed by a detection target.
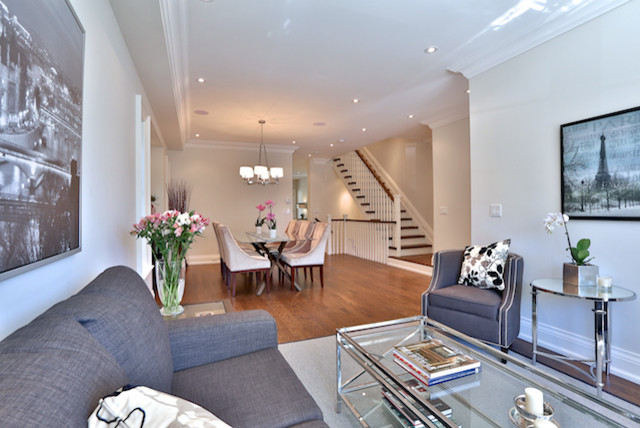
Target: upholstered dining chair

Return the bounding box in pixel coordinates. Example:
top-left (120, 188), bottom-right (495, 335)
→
top-left (211, 221), bottom-right (227, 281)
top-left (280, 222), bottom-right (330, 290)
top-left (217, 224), bottom-right (271, 296)
top-left (421, 249), bottom-right (524, 352)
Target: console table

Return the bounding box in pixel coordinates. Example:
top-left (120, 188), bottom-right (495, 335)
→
top-left (530, 278), bottom-right (636, 395)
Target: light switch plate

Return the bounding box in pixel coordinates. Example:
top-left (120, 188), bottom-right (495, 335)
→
top-left (439, 206), bottom-right (448, 215)
top-left (490, 203), bottom-right (502, 217)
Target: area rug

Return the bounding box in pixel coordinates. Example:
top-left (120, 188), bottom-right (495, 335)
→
top-left (279, 335), bottom-right (640, 427)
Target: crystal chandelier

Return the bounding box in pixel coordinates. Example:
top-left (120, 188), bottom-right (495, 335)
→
top-left (239, 120), bottom-right (284, 185)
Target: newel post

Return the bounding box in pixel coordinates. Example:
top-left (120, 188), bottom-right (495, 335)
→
top-left (327, 214), bottom-right (332, 255)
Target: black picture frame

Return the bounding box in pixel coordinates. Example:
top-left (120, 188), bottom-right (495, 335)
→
top-left (561, 105), bottom-right (640, 221)
top-left (0, 0), bottom-right (84, 281)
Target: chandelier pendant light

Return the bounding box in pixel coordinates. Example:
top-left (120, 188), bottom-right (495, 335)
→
top-left (239, 120), bottom-right (284, 185)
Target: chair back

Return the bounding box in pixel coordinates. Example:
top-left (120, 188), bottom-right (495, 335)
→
top-left (284, 219), bottom-right (298, 234)
top-left (211, 221), bottom-right (226, 263)
top-left (218, 224), bottom-right (268, 270)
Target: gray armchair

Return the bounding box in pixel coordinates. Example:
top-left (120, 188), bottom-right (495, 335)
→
top-left (421, 249), bottom-right (524, 351)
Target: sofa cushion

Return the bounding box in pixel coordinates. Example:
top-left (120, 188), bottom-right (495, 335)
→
top-left (172, 348), bottom-right (324, 428)
top-left (458, 239), bottom-right (510, 290)
top-left (428, 284), bottom-right (502, 320)
top-left (0, 314), bottom-right (129, 427)
top-left (53, 266), bottom-right (174, 392)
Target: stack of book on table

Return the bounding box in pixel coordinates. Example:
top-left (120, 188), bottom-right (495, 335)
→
top-left (381, 387), bottom-right (460, 428)
top-left (393, 339), bottom-right (481, 386)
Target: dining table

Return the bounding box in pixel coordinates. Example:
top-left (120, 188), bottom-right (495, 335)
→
top-left (238, 231), bottom-right (312, 295)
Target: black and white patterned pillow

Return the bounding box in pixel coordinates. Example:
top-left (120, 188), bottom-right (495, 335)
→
top-left (458, 239), bottom-right (511, 290)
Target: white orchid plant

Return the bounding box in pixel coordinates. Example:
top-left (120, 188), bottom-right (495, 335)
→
top-left (544, 212), bottom-right (593, 266)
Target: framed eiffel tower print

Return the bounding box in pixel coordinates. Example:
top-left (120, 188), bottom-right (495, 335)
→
top-left (561, 106), bottom-right (640, 221)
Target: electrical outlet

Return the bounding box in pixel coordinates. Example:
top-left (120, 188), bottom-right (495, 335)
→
top-left (439, 206), bottom-right (448, 215)
top-left (490, 203), bottom-right (503, 217)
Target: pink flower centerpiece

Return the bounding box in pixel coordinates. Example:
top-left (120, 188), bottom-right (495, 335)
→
top-left (131, 210), bottom-right (209, 315)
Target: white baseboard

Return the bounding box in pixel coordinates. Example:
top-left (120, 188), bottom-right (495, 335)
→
top-left (519, 317), bottom-right (640, 384)
top-left (186, 254), bottom-right (219, 265)
top-left (387, 257), bottom-right (432, 276)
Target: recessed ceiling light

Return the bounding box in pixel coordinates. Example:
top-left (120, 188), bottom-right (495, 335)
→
top-left (362, 128), bottom-right (367, 132)
top-left (308, 154), bottom-right (312, 157)
top-left (195, 133), bottom-right (200, 137)
top-left (352, 98), bottom-right (359, 104)
top-left (466, 89), bottom-right (471, 94)
top-left (424, 46), bottom-right (438, 54)
top-left (292, 140), bottom-right (296, 144)
top-left (330, 143), bottom-right (334, 147)
top-left (197, 77), bottom-right (206, 83)
top-left (194, 109), bottom-right (209, 115)
top-left (408, 114), bottom-right (414, 119)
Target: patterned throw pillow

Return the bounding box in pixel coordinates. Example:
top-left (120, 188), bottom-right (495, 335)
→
top-left (458, 239), bottom-right (511, 290)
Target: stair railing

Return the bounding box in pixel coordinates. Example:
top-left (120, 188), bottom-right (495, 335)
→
top-left (327, 215), bottom-right (394, 264)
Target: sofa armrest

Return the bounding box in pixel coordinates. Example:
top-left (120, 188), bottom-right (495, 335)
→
top-left (167, 309), bottom-right (277, 372)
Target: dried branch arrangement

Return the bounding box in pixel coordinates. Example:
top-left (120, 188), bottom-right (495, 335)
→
top-left (167, 179), bottom-right (191, 213)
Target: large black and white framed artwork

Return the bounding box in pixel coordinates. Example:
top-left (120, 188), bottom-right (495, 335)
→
top-left (0, 0), bottom-right (84, 281)
top-left (561, 106), bottom-right (640, 221)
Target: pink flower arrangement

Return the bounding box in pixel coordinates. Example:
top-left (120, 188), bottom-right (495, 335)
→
top-left (265, 200), bottom-right (276, 230)
top-left (131, 210), bottom-right (210, 261)
top-left (255, 200), bottom-right (277, 230)
top-left (255, 204), bottom-right (266, 227)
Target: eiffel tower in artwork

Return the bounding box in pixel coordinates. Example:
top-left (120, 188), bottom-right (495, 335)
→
top-left (594, 133), bottom-right (611, 190)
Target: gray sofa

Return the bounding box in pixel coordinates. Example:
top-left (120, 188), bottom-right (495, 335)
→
top-left (0, 266), bottom-right (328, 427)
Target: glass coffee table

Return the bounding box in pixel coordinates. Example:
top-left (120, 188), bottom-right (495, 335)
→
top-left (336, 316), bottom-right (640, 427)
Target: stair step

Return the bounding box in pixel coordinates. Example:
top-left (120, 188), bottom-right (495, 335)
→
top-left (340, 169), bottom-right (348, 173)
top-left (389, 244), bottom-right (433, 250)
top-left (401, 217), bottom-right (412, 221)
top-left (344, 175), bottom-right (352, 179)
top-left (361, 203), bottom-right (370, 206)
top-left (333, 158), bottom-right (341, 162)
top-left (337, 163), bottom-right (345, 167)
top-left (347, 182), bottom-right (356, 185)
top-left (401, 226), bottom-right (418, 230)
top-left (356, 195), bottom-right (365, 199)
top-left (352, 188), bottom-right (360, 192)
top-left (389, 235), bottom-right (426, 240)
top-left (365, 210), bottom-right (375, 214)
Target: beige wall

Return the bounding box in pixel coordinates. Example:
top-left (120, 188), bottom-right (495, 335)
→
top-left (150, 146), bottom-right (168, 212)
top-left (0, 0), bottom-right (149, 339)
top-left (168, 143), bottom-right (295, 263)
top-left (432, 118), bottom-right (471, 252)
top-left (365, 131), bottom-right (434, 227)
top-left (469, 1), bottom-right (640, 381)
top-left (308, 158), bottom-right (363, 222)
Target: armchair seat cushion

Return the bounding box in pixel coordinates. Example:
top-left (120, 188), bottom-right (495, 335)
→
top-left (428, 285), bottom-right (502, 320)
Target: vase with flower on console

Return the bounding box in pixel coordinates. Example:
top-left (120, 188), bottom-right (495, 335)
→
top-left (563, 263), bottom-right (598, 287)
top-left (155, 256), bottom-right (186, 316)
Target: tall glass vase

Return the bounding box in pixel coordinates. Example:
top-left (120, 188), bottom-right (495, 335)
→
top-left (155, 257), bottom-right (186, 316)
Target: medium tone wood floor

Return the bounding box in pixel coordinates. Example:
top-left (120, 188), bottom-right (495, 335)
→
top-left (180, 254), bottom-right (640, 408)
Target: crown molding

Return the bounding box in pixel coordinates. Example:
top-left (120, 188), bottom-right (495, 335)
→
top-left (446, 0), bottom-right (630, 79)
top-left (185, 139), bottom-right (299, 154)
top-left (159, 0), bottom-right (189, 147)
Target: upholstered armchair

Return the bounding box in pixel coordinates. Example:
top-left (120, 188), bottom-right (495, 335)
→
top-left (421, 249), bottom-right (524, 351)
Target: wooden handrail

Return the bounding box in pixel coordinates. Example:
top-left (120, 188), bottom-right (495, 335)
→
top-left (331, 219), bottom-right (395, 224)
top-left (354, 149), bottom-right (395, 201)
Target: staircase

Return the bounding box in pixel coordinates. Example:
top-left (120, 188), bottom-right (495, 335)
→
top-left (332, 150), bottom-right (432, 257)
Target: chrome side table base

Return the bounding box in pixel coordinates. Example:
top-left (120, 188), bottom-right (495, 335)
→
top-left (530, 279), bottom-right (636, 397)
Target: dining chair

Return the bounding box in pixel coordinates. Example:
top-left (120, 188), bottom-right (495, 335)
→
top-left (280, 222), bottom-right (330, 290)
top-left (218, 224), bottom-right (271, 296)
top-left (211, 221), bottom-right (227, 281)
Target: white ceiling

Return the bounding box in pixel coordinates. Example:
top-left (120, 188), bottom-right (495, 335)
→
top-left (109, 0), bottom-right (628, 157)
